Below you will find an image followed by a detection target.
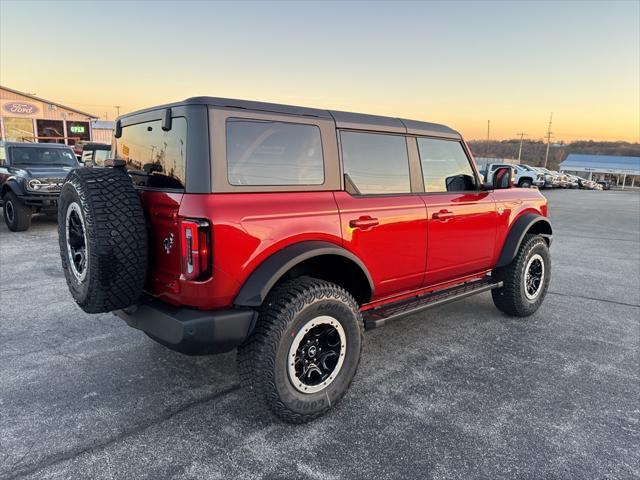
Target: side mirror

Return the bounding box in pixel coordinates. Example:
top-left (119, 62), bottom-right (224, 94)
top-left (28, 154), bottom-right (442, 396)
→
top-left (493, 166), bottom-right (513, 189)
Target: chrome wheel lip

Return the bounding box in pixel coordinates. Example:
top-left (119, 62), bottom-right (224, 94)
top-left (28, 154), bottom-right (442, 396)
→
top-left (5, 200), bottom-right (15, 224)
top-left (287, 315), bottom-right (347, 394)
top-left (524, 253), bottom-right (545, 301)
top-left (65, 202), bottom-right (88, 282)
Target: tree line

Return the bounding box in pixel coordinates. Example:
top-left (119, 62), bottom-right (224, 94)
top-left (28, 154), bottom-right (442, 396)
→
top-left (467, 139), bottom-right (640, 169)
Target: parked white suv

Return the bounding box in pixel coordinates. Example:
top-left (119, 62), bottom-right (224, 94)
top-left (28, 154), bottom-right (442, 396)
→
top-left (483, 163), bottom-right (545, 188)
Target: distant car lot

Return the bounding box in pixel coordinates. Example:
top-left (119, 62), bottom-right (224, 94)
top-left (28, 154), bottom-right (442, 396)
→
top-left (1, 189), bottom-right (638, 480)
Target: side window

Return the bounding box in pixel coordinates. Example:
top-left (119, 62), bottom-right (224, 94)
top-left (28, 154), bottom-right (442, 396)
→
top-left (417, 138), bottom-right (477, 193)
top-left (0, 146), bottom-right (6, 166)
top-left (114, 117), bottom-right (187, 190)
top-left (226, 119), bottom-right (324, 186)
top-left (340, 131), bottom-right (410, 194)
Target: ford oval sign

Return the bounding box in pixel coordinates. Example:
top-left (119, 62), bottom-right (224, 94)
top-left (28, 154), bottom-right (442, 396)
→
top-left (3, 102), bottom-right (39, 115)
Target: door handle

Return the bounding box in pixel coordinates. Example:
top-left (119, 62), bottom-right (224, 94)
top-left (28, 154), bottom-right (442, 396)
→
top-left (432, 209), bottom-right (455, 220)
top-left (349, 216), bottom-right (379, 229)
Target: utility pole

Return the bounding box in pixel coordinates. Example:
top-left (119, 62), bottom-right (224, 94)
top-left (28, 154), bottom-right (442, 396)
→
top-left (114, 105), bottom-right (121, 117)
top-left (543, 112), bottom-right (553, 168)
top-left (486, 120), bottom-right (491, 156)
top-left (516, 132), bottom-right (527, 162)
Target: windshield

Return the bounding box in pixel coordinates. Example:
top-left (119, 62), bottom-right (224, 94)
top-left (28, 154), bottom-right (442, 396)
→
top-left (10, 146), bottom-right (78, 167)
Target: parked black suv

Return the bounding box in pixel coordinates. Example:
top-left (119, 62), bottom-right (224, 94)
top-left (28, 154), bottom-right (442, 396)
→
top-left (0, 142), bottom-right (80, 231)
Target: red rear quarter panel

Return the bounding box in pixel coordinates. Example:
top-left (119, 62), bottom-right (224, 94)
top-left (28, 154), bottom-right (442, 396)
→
top-left (176, 192), bottom-right (342, 309)
top-left (490, 188), bottom-right (548, 265)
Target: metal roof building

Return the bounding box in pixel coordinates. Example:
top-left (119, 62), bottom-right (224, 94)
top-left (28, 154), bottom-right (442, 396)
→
top-left (1, 85), bottom-right (97, 145)
top-left (559, 153), bottom-right (640, 188)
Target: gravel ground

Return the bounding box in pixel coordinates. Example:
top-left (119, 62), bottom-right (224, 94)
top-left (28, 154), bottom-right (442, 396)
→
top-left (0, 189), bottom-right (639, 480)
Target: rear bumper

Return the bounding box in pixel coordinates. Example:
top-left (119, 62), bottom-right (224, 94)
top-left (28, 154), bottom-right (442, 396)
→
top-left (115, 295), bottom-right (257, 355)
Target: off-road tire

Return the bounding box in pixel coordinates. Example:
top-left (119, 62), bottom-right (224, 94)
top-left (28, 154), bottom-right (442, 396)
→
top-left (238, 277), bottom-right (363, 424)
top-left (3, 191), bottom-right (32, 232)
top-left (518, 178), bottom-right (532, 188)
top-left (57, 167), bottom-right (147, 313)
top-left (491, 234), bottom-right (550, 317)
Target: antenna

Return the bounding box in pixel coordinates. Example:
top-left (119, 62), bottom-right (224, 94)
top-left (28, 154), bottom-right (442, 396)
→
top-left (543, 112), bottom-right (553, 168)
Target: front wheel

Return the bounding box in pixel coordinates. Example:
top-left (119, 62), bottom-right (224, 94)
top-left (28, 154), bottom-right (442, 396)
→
top-left (491, 234), bottom-right (551, 317)
top-left (238, 277), bottom-right (363, 423)
top-left (3, 191), bottom-right (32, 232)
top-left (518, 178), bottom-right (532, 188)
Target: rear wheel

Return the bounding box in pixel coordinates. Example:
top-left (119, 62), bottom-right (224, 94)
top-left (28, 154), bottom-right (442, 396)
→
top-left (2, 191), bottom-right (32, 232)
top-left (238, 277), bottom-right (363, 423)
top-left (492, 234), bottom-right (550, 317)
top-left (57, 167), bottom-right (148, 313)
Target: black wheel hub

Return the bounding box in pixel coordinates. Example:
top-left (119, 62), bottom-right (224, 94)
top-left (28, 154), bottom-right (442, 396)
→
top-left (293, 324), bottom-right (342, 388)
top-left (5, 201), bottom-right (14, 224)
top-left (66, 206), bottom-right (87, 279)
top-left (526, 258), bottom-right (543, 297)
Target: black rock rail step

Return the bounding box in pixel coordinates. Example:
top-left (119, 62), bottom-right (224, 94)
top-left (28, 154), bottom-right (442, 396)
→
top-left (363, 277), bottom-right (502, 329)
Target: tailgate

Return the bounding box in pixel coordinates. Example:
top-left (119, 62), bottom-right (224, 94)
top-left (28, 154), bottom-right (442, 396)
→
top-left (139, 190), bottom-right (184, 296)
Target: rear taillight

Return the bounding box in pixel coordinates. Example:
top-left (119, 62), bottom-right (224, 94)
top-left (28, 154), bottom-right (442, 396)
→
top-left (180, 219), bottom-right (212, 281)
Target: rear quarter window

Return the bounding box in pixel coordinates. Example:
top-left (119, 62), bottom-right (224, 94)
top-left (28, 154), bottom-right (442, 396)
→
top-left (226, 119), bottom-right (324, 186)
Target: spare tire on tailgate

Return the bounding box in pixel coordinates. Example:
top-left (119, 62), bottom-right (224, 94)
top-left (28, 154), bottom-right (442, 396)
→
top-left (57, 167), bottom-right (148, 313)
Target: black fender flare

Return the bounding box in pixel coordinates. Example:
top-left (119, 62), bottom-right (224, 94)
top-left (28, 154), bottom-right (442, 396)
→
top-left (233, 240), bottom-right (374, 307)
top-left (1, 179), bottom-right (25, 198)
top-left (496, 213), bottom-right (552, 268)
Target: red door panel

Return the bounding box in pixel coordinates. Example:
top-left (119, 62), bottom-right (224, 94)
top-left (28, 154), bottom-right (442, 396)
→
top-left (422, 192), bottom-right (497, 286)
top-left (334, 191), bottom-right (427, 299)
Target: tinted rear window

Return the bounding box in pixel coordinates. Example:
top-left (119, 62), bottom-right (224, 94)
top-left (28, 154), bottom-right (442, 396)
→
top-left (114, 117), bottom-right (187, 190)
top-left (226, 119), bottom-right (324, 186)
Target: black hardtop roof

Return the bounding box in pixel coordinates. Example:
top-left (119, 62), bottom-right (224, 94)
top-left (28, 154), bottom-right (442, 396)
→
top-left (0, 141), bottom-right (74, 149)
top-left (121, 96), bottom-right (461, 139)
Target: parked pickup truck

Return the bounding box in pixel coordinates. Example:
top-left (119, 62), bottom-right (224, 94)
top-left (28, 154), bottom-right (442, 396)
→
top-left (482, 162), bottom-right (545, 189)
top-left (57, 97), bottom-right (552, 423)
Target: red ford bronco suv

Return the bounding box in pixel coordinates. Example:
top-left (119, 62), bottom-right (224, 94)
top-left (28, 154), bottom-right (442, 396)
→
top-left (57, 97), bottom-right (552, 423)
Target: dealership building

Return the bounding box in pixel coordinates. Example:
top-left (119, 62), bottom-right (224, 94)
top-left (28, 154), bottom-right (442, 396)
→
top-left (559, 153), bottom-right (640, 188)
top-left (0, 85), bottom-right (98, 145)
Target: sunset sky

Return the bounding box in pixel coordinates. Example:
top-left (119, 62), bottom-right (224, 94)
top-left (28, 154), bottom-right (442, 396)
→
top-left (1, 0), bottom-right (638, 142)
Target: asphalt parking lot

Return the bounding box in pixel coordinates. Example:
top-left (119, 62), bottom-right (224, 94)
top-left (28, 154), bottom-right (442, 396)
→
top-left (1, 189), bottom-right (639, 480)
